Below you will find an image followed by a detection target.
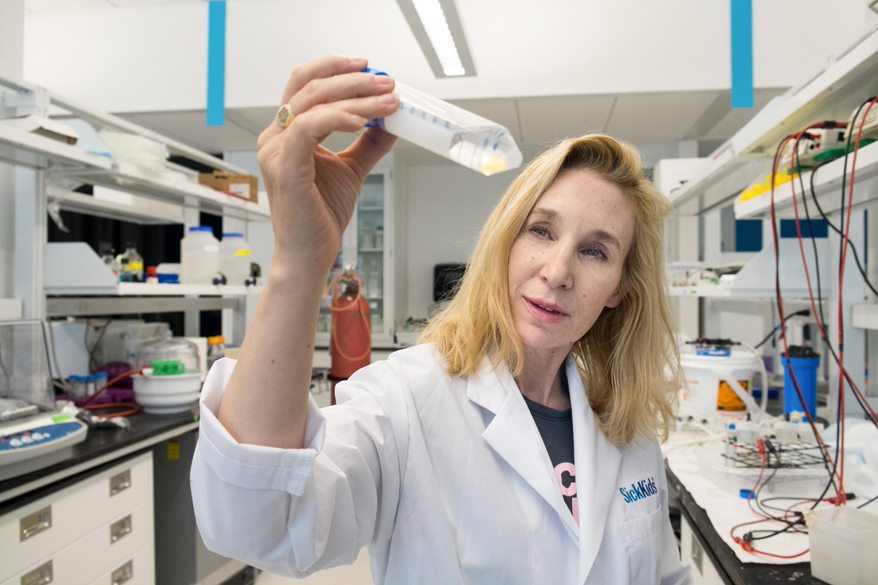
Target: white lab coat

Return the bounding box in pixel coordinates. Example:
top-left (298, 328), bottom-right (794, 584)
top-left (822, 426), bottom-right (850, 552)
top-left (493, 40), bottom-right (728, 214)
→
top-left (191, 344), bottom-right (691, 585)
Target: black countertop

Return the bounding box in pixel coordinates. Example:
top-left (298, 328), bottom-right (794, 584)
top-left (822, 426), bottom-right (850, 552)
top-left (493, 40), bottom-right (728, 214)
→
top-left (667, 464), bottom-right (827, 585)
top-left (1, 409), bottom-right (198, 514)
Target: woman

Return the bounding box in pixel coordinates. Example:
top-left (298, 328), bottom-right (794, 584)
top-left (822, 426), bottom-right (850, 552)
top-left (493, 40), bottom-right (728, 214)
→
top-left (192, 55), bottom-right (691, 585)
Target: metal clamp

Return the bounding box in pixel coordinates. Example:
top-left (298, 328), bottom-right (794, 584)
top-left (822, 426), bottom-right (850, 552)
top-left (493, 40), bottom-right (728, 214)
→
top-left (19, 506), bottom-right (52, 541)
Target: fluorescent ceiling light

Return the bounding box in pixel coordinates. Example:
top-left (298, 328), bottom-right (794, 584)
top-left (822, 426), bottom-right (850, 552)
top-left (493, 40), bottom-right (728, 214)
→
top-left (396, 0), bottom-right (476, 78)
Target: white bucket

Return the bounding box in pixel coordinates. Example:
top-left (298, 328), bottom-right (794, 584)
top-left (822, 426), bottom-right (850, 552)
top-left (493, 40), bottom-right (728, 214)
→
top-left (680, 349), bottom-right (761, 418)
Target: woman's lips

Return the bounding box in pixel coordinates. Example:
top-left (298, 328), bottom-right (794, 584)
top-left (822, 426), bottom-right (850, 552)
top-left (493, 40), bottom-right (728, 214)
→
top-left (524, 297), bottom-right (567, 324)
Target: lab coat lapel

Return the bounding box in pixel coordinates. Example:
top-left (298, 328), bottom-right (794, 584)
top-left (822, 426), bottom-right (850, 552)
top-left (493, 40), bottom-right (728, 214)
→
top-left (467, 358), bottom-right (580, 544)
top-left (566, 356), bottom-right (622, 584)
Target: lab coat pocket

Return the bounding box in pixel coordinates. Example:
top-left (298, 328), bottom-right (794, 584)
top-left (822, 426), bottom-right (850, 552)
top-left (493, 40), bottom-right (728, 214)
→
top-left (623, 506), bottom-right (662, 584)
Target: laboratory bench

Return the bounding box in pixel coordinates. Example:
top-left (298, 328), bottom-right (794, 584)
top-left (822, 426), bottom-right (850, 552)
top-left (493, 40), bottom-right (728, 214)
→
top-left (0, 409), bottom-right (250, 585)
top-left (667, 463), bottom-right (827, 585)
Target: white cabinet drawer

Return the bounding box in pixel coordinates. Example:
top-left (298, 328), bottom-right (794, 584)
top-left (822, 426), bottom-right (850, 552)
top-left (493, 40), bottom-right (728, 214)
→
top-left (0, 453), bottom-right (152, 582)
top-left (1, 499), bottom-right (153, 585)
top-left (84, 545), bottom-right (154, 585)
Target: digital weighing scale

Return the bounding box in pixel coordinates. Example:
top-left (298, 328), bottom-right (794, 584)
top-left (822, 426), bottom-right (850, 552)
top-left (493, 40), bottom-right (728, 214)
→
top-left (0, 320), bottom-right (88, 481)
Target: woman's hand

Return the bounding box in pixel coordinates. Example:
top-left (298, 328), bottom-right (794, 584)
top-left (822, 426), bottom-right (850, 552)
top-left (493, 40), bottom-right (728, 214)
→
top-left (257, 55), bottom-right (399, 273)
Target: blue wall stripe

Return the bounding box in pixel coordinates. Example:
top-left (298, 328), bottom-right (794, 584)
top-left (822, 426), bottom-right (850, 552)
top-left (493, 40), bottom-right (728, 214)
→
top-left (207, 0), bottom-right (226, 126)
top-left (730, 0), bottom-right (754, 109)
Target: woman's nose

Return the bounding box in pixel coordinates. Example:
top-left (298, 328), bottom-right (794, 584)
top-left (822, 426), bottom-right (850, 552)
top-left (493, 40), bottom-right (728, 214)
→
top-left (539, 248), bottom-right (573, 289)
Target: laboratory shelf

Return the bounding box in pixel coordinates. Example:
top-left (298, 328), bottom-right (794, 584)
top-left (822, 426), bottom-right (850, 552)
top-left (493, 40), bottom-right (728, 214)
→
top-left (115, 283), bottom-right (264, 296)
top-left (45, 283), bottom-right (264, 297)
top-left (47, 186), bottom-right (185, 225)
top-left (668, 285), bottom-right (732, 297)
top-left (58, 161), bottom-right (271, 222)
top-left (672, 25), bottom-right (878, 215)
top-left (0, 122), bottom-right (112, 171)
top-left (734, 140), bottom-right (878, 219)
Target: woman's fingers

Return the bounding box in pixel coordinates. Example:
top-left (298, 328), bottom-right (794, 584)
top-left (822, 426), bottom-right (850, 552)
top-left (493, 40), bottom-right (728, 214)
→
top-left (278, 94), bottom-right (400, 168)
top-left (258, 70), bottom-right (395, 149)
top-left (281, 55), bottom-right (367, 105)
top-left (340, 128), bottom-right (398, 180)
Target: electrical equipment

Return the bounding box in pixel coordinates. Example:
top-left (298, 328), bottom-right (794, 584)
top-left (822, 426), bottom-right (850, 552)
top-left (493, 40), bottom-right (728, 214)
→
top-left (0, 321), bottom-right (88, 481)
top-left (779, 126), bottom-right (848, 168)
top-left (0, 412), bottom-right (86, 480)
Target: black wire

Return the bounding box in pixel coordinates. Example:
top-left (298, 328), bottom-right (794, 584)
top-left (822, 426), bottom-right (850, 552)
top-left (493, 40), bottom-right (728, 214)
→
top-left (795, 144), bottom-right (828, 331)
top-left (771, 135), bottom-right (841, 501)
top-left (748, 443), bottom-right (807, 541)
top-left (858, 492), bottom-right (878, 509)
top-left (753, 309), bottom-right (811, 349)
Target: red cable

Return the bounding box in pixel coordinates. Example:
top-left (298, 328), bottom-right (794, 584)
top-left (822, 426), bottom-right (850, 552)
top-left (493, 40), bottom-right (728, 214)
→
top-left (836, 97), bottom-right (878, 501)
top-left (769, 137), bottom-right (841, 491)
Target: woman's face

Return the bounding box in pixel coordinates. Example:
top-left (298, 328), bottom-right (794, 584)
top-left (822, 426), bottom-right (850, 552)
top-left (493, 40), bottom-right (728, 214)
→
top-left (508, 168), bottom-right (636, 358)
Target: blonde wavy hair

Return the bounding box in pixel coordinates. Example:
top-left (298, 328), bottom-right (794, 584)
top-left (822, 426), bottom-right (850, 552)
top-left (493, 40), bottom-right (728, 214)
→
top-left (419, 134), bottom-right (681, 446)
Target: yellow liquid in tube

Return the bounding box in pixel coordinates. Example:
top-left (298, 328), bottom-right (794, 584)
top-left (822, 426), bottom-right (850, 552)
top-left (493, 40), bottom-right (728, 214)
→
top-left (371, 77), bottom-right (523, 176)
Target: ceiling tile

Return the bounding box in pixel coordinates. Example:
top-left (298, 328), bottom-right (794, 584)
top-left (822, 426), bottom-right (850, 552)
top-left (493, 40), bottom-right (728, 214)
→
top-left (704, 88), bottom-right (788, 140)
top-left (122, 111), bottom-right (258, 153)
top-left (606, 91), bottom-right (718, 144)
top-left (517, 95), bottom-right (616, 149)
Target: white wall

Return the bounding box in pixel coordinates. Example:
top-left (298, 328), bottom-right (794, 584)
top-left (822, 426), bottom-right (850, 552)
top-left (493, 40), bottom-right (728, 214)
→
top-left (403, 163), bottom-right (515, 319)
top-left (0, 0), bottom-right (25, 299)
top-left (22, 1), bottom-right (878, 113)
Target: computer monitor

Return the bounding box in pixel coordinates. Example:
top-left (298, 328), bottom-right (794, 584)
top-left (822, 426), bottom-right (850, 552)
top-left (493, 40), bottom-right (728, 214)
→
top-left (433, 263), bottom-right (467, 303)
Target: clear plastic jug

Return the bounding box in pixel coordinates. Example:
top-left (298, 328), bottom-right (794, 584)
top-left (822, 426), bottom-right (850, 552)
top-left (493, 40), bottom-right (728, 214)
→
top-left (180, 226), bottom-right (220, 285)
top-left (220, 233), bottom-right (252, 286)
top-left (365, 68), bottom-right (523, 176)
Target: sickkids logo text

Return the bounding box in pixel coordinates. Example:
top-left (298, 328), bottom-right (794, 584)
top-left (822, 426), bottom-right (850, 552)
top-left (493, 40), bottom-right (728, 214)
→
top-left (618, 477), bottom-right (658, 504)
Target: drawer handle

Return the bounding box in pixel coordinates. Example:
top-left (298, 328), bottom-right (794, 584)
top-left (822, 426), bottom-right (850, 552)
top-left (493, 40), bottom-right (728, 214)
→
top-left (20, 560), bottom-right (52, 585)
top-left (109, 470), bottom-right (132, 496)
top-left (110, 514), bottom-right (132, 544)
top-left (111, 560), bottom-right (133, 585)
top-left (20, 506), bottom-right (52, 541)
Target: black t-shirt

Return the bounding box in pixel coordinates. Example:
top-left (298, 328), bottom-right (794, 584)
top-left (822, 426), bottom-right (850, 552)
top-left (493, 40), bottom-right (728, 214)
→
top-left (523, 375), bottom-right (578, 523)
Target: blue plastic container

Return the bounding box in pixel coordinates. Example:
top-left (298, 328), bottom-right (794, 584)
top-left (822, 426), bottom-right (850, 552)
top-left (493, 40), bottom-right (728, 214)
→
top-left (781, 356), bottom-right (819, 416)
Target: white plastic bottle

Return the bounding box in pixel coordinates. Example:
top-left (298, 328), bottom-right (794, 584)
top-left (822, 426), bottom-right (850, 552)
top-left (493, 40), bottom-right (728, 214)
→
top-left (365, 68), bottom-right (523, 176)
top-left (220, 232), bottom-right (252, 286)
top-left (180, 226), bottom-right (220, 285)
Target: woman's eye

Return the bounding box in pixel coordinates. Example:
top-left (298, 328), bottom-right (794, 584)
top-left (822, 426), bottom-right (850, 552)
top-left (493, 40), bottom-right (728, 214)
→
top-left (528, 225), bottom-right (550, 238)
top-left (582, 247), bottom-right (608, 260)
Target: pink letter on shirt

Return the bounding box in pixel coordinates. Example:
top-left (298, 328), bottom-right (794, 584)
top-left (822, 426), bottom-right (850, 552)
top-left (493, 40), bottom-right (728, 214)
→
top-left (555, 462), bottom-right (579, 524)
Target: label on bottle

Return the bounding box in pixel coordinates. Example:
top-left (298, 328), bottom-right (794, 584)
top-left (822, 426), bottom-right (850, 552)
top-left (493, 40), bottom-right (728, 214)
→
top-left (127, 262), bottom-right (144, 271)
top-left (235, 249), bottom-right (251, 257)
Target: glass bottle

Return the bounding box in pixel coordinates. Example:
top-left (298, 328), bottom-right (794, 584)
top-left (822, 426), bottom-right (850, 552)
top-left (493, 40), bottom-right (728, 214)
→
top-left (98, 242), bottom-right (119, 279)
top-left (116, 243), bottom-right (144, 283)
top-left (206, 336), bottom-right (226, 371)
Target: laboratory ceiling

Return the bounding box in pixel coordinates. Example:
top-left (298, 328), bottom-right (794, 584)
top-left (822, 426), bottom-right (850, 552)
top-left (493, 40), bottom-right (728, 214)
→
top-left (22, 0), bottom-right (829, 162)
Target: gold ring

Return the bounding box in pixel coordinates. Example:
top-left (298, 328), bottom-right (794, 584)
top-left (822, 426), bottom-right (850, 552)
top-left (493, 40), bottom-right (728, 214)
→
top-left (276, 104), bottom-right (295, 129)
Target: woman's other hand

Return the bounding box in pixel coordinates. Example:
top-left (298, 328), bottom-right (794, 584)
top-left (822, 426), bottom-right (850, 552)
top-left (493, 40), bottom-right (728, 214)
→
top-left (257, 55), bottom-right (399, 274)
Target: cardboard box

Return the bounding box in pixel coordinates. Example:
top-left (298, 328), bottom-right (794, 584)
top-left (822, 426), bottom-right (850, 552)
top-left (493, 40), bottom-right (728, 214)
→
top-left (199, 171), bottom-right (258, 203)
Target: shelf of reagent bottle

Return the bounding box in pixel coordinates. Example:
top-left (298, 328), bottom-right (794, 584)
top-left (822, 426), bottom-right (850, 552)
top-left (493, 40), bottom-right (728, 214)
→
top-left (47, 186), bottom-right (185, 225)
top-left (0, 123), bottom-right (113, 171)
top-left (56, 161), bottom-right (271, 222)
top-left (734, 140), bottom-right (878, 219)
